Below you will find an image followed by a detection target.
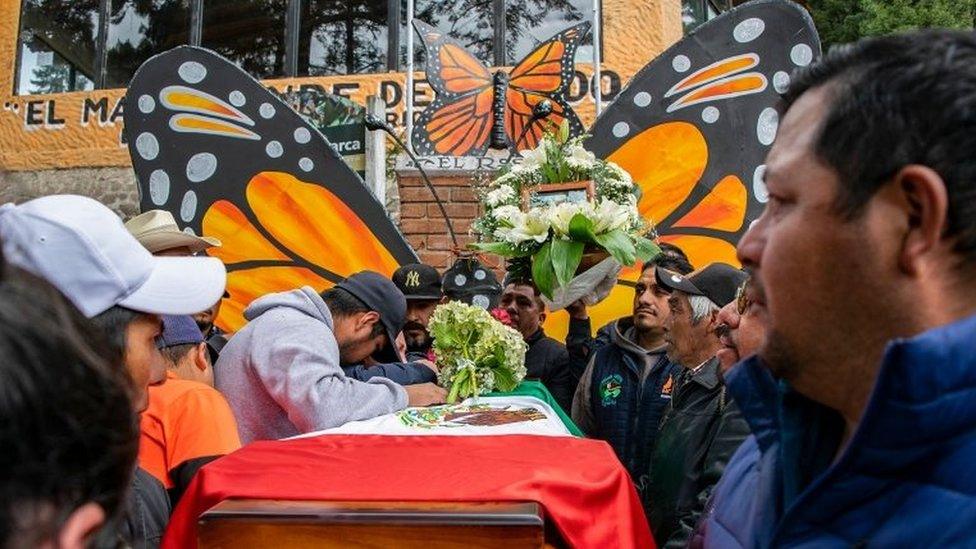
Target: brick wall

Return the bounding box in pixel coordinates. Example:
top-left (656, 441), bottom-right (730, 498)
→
top-left (395, 168), bottom-right (504, 274)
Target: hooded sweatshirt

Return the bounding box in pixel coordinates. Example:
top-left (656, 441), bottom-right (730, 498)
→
top-left (215, 287), bottom-right (408, 444)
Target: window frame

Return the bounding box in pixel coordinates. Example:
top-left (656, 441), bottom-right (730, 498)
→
top-left (13, 0), bottom-right (604, 94)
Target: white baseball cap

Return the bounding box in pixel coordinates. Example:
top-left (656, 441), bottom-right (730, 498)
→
top-left (0, 195), bottom-right (226, 318)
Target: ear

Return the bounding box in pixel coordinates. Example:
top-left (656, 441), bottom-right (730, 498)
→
top-left (539, 310), bottom-right (547, 324)
top-left (891, 165), bottom-right (949, 275)
top-left (358, 310), bottom-right (381, 331)
top-left (193, 342), bottom-right (209, 372)
top-left (55, 502), bottom-right (105, 549)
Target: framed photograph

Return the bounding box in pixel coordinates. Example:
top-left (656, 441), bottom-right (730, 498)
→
top-left (521, 181), bottom-right (595, 210)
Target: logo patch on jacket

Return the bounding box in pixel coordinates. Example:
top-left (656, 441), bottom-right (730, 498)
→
top-left (660, 375), bottom-right (674, 399)
top-left (599, 374), bottom-right (623, 406)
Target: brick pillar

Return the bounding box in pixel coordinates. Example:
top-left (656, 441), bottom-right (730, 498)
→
top-left (394, 166), bottom-right (504, 275)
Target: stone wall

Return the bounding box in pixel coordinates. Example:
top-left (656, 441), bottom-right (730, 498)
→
top-left (0, 166), bottom-right (140, 218)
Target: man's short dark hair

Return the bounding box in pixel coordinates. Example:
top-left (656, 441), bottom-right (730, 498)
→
top-left (321, 288), bottom-right (385, 337)
top-left (161, 342), bottom-right (202, 367)
top-left (642, 242), bottom-right (694, 275)
top-left (0, 266), bottom-right (137, 545)
top-left (783, 29), bottom-right (976, 262)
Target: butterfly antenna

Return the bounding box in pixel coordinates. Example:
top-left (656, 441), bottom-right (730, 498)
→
top-left (364, 115), bottom-right (459, 248)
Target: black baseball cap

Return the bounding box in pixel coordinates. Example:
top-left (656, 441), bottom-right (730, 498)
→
top-left (336, 271), bottom-right (406, 363)
top-left (655, 263), bottom-right (747, 307)
top-left (392, 263), bottom-right (442, 300)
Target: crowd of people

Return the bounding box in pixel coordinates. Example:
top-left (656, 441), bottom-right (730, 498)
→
top-left (2, 29), bottom-right (976, 548)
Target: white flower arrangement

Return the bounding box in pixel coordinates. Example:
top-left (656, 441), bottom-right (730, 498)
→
top-left (471, 124), bottom-right (658, 298)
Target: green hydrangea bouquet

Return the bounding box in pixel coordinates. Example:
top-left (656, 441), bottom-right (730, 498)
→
top-left (428, 301), bottom-right (528, 403)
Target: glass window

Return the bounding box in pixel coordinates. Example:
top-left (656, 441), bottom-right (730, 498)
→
top-left (16, 0), bottom-right (99, 95)
top-left (682, 0), bottom-right (723, 34)
top-left (401, 0), bottom-right (495, 68)
top-left (506, 0), bottom-right (594, 65)
top-left (298, 0), bottom-right (389, 76)
top-left (201, 0), bottom-right (287, 79)
top-left (105, 0), bottom-right (191, 88)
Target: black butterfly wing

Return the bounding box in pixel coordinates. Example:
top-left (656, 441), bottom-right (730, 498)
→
top-left (124, 46), bottom-right (419, 329)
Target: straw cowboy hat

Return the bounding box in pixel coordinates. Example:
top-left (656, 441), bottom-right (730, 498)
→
top-left (125, 210), bottom-right (221, 254)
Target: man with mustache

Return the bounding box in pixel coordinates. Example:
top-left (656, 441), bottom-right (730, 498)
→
top-left (570, 251), bottom-right (693, 485)
top-left (715, 276), bottom-right (765, 375)
top-left (645, 262), bottom-right (749, 548)
top-left (391, 263), bottom-right (443, 357)
top-left (700, 30), bottom-right (976, 547)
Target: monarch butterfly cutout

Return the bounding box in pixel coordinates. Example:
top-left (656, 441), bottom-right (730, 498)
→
top-left (411, 20), bottom-right (590, 156)
top-left (543, 0), bottom-right (821, 341)
top-left (125, 46), bottom-right (418, 332)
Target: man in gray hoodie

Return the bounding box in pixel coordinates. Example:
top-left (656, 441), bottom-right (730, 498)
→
top-left (216, 271), bottom-right (447, 443)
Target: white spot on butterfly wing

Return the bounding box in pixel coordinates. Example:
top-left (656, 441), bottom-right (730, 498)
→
top-left (149, 170), bottom-right (170, 205)
top-left (472, 295), bottom-right (489, 309)
top-left (183, 227), bottom-right (197, 236)
top-left (757, 108), bottom-right (779, 146)
top-left (299, 157), bottom-right (314, 172)
top-left (773, 71), bottom-right (791, 94)
top-left (266, 141), bottom-right (283, 158)
top-left (633, 92), bottom-right (652, 107)
top-left (753, 165), bottom-right (769, 203)
top-left (135, 132), bottom-right (159, 160)
top-left (734, 18), bottom-right (765, 43)
top-left (474, 269), bottom-right (486, 281)
top-left (138, 95), bottom-right (155, 114)
top-left (294, 127), bottom-right (311, 144)
top-left (180, 191), bottom-right (197, 222)
top-left (791, 44), bottom-right (813, 66)
top-left (612, 122), bottom-right (630, 138)
top-left (229, 91), bottom-right (246, 107)
top-left (702, 107), bottom-right (720, 123)
top-left (454, 274), bottom-right (468, 286)
top-left (259, 103), bottom-right (276, 119)
top-left (178, 62), bottom-right (207, 84)
top-left (186, 153), bottom-right (217, 183)
top-left (672, 55), bottom-right (691, 73)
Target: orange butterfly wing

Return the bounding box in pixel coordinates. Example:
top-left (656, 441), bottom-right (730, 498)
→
top-left (542, 2), bottom-right (820, 341)
top-left (505, 22), bottom-right (589, 151)
top-left (412, 21), bottom-right (494, 157)
top-left (126, 47), bottom-right (419, 333)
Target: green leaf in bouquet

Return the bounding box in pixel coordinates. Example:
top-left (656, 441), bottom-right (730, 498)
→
top-left (492, 365), bottom-right (518, 392)
top-left (550, 238), bottom-right (585, 288)
top-left (635, 237), bottom-right (661, 262)
top-left (568, 213), bottom-right (597, 243)
top-left (531, 241), bottom-right (557, 299)
top-left (469, 241), bottom-right (521, 258)
top-left (594, 229), bottom-right (638, 266)
top-left (558, 118), bottom-right (570, 143)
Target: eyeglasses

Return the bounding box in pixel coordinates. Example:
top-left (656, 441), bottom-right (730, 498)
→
top-left (735, 278), bottom-right (752, 315)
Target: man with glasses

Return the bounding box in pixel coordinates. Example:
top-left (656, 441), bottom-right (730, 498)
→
top-left (716, 276), bottom-right (765, 374)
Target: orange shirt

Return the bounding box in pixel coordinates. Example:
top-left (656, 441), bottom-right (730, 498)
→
top-left (139, 370), bottom-right (242, 488)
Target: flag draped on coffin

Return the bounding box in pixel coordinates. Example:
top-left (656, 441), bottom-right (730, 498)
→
top-left (163, 383), bottom-right (653, 548)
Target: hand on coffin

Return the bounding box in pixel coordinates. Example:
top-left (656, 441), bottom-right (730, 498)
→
top-left (406, 382), bottom-right (448, 407)
top-left (565, 299), bottom-right (589, 320)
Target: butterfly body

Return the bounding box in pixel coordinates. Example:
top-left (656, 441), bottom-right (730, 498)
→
top-left (412, 20), bottom-right (590, 156)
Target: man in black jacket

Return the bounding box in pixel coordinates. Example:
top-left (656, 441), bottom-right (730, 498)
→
top-left (646, 263), bottom-right (750, 548)
top-left (500, 280), bottom-right (573, 412)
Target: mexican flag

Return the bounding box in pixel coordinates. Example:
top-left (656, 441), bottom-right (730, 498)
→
top-left (163, 382), bottom-right (653, 548)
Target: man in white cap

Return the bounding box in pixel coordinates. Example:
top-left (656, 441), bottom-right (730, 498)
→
top-left (0, 195), bottom-right (226, 548)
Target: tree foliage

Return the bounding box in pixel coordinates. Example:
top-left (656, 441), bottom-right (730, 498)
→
top-left (808, 0), bottom-right (976, 49)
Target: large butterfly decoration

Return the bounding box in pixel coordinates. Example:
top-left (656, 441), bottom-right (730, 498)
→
top-left (411, 20), bottom-right (590, 156)
top-left (543, 0), bottom-right (821, 340)
top-left (124, 47), bottom-right (418, 332)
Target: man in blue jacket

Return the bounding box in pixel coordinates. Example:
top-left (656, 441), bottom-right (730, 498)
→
top-left (700, 30), bottom-right (976, 547)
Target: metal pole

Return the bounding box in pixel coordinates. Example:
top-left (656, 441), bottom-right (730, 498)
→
top-left (592, 0), bottom-right (602, 115)
top-left (405, 0), bottom-right (415, 153)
